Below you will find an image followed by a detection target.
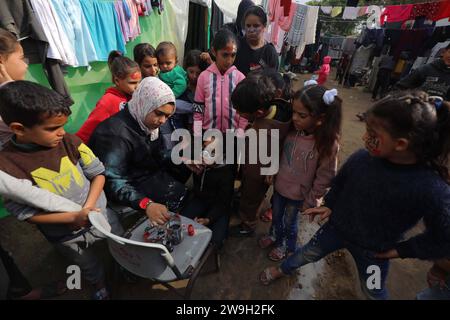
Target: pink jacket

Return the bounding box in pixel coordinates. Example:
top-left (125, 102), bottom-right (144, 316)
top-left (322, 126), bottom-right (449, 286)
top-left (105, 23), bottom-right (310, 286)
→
top-left (193, 63), bottom-right (247, 136)
top-left (274, 130), bottom-right (339, 208)
top-left (317, 56), bottom-right (331, 85)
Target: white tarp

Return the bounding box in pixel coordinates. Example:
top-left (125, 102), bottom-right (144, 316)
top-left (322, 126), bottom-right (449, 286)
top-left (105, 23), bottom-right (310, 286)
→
top-left (214, 0), bottom-right (263, 21)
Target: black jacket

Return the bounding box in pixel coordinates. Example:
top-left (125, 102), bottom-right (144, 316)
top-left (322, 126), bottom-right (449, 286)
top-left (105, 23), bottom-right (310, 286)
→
top-left (396, 59), bottom-right (450, 101)
top-left (89, 108), bottom-right (186, 210)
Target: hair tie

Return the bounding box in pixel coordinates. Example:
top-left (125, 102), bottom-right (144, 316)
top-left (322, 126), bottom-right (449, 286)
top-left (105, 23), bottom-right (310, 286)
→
top-left (304, 80), bottom-right (318, 87)
top-left (323, 89), bottom-right (338, 105)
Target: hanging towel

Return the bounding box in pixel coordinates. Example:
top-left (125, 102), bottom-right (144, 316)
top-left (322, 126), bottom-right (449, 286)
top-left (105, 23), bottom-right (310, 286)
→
top-left (279, 2), bottom-right (298, 31)
top-left (286, 4), bottom-right (307, 46)
top-left (30, 0), bottom-right (78, 66)
top-left (320, 6), bottom-right (332, 15)
top-left (296, 5), bottom-right (318, 58)
top-left (125, 0), bottom-right (141, 40)
top-left (435, 1), bottom-right (450, 21)
top-left (79, 0), bottom-right (126, 61)
top-left (114, 0), bottom-right (131, 43)
top-left (331, 7), bottom-right (342, 18)
top-left (342, 7), bottom-right (358, 20)
top-left (51, 0), bottom-right (98, 67)
top-left (380, 5), bottom-right (412, 24)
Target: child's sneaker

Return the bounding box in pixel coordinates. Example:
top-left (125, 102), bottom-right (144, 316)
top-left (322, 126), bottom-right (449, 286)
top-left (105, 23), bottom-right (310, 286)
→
top-left (268, 246), bottom-right (286, 262)
top-left (92, 287), bottom-right (110, 300)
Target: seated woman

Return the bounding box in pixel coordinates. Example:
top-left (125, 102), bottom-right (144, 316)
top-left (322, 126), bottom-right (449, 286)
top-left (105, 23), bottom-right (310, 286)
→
top-left (89, 77), bottom-right (187, 225)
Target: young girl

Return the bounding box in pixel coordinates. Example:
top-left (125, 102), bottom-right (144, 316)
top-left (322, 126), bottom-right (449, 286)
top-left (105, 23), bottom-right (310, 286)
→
top-left (193, 29), bottom-right (247, 137)
top-left (259, 85), bottom-right (342, 261)
top-left (133, 43), bottom-right (159, 78)
top-left (76, 50), bottom-right (141, 143)
top-left (260, 92), bottom-right (450, 300)
top-left (229, 69), bottom-right (293, 236)
top-left (315, 56), bottom-right (331, 85)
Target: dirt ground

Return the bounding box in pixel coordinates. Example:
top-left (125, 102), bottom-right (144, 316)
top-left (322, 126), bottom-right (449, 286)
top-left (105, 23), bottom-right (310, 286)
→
top-left (0, 70), bottom-right (431, 300)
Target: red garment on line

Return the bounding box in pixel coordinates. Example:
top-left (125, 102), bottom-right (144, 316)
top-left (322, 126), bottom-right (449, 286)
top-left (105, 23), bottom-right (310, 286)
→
top-left (380, 5), bottom-right (413, 23)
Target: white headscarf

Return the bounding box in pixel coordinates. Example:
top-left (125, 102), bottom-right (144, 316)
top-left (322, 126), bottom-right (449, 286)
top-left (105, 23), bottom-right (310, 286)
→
top-left (127, 77), bottom-right (175, 139)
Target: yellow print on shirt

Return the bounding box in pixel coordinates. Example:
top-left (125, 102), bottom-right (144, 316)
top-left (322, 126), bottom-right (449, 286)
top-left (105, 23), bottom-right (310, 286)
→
top-left (31, 156), bottom-right (84, 194)
top-left (78, 143), bottom-right (96, 166)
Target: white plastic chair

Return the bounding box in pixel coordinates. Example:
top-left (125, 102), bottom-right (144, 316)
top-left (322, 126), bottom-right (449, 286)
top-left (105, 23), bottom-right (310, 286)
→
top-left (88, 212), bottom-right (218, 299)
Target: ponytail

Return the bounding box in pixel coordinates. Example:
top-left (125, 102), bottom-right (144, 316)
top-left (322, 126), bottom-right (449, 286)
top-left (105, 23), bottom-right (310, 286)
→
top-left (107, 50), bottom-right (140, 80)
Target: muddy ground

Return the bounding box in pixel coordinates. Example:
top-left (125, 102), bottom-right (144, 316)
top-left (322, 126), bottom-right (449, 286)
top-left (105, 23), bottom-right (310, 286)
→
top-left (0, 70), bottom-right (430, 300)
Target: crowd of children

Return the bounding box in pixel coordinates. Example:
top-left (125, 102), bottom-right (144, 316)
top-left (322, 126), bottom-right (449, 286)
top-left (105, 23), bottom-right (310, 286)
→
top-left (0, 7), bottom-right (450, 301)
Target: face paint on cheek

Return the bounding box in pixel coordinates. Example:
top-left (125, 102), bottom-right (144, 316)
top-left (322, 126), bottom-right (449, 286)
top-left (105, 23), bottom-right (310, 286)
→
top-left (366, 134), bottom-right (382, 155)
top-left (130, 72), bottom-right (141, 80)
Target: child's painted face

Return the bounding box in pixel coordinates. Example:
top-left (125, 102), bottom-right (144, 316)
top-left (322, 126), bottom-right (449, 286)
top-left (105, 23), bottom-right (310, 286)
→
top-left (0, 44), bottom-right (28, 81)
top-left (186, 65), bottom-right (201, 88)
top-left (213, 41), bottom-right (237, 74)
top-left (244, 15), bottom-right (265, 43)
top-left (114, 70), bottom-right (142, 96)
top-left (140, 56), bottom-right (159, 77)
top-left (158, 52), bottom-right (177, 73)
top-left (144, 103), bottom-right (175, 130)
top-left (14, 114), bottom-right (68, 148)
top-left (291, 99), bottom-right (321, 133)
top-left (363, 115), bottom-right (398, 158)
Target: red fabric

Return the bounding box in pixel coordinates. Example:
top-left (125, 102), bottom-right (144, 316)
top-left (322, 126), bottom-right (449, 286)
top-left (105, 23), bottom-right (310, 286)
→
top-left (281, 0), bottom-right (291, 17)
top-left (317, 56), bottom-right (331, 85)
top-left (435, 1), bottom-right (450, 21)
top-left (409, 2), bottom-right (441, 21)
top-left (76, 87), bottom-right (130, 143)
top-left (380, 5), bottom-right (412, 23)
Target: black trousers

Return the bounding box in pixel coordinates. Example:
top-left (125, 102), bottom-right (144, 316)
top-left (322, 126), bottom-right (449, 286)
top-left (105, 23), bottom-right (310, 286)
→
top-left (0, 243), bottom-right (32, 299)
top-left (372, 69), bottom-right (392, 99)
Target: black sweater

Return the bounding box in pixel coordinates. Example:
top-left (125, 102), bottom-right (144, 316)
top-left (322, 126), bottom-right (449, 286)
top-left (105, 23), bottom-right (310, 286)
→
top-left (325, 149), bottom-right (450, 260)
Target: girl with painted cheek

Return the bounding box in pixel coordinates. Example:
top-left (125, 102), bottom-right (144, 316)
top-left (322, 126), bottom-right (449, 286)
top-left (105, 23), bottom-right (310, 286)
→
top-left (76, 50), bottom-right (141, 143)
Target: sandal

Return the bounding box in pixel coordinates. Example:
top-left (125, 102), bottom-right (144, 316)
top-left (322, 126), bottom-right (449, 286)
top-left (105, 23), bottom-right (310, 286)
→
top-left (258, 234), bottom-right (275, 249)
top-left (260, 208), bottom-right (272, 222)
top-left (268, 247), bottom-right (286, 262)
top-left (259, 267), bottom-right (283, 285)
top-left (92, 287), bottom-right (110, 300)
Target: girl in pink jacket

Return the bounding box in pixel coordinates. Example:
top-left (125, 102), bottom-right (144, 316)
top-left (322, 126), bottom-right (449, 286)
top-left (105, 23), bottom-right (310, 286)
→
top-left (315, 55), bottom-right (331, 85)
top-left (193, 29), bottom-right (247, 137)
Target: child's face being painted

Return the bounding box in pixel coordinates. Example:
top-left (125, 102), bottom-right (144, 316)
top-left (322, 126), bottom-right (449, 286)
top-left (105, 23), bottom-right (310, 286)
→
top-left (140, 56), bottom-right (159, 77)
top-left (158, 52), bottom-right (177, 73)
top-left (186, 65), bottom-right (201, 88)
top-left (114, 70), bottom-right (142, 95)
top-left (144, 103), bottom-right (175, 130)
top-left (12, 114), bottom-right (68, 148)
top-left (291, 99), bottom-right (322, 133)
top-left (213, 41), bottom-right (237, 74)
top-left (0, 44), bottom-right (28, 81)
top-left (363, 115), bottom-right (401, 158)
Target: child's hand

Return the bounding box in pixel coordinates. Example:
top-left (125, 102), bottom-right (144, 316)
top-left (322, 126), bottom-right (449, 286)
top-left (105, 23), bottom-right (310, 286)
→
top-left (0, 64), bottom-right (13, 83)
top-left (146, 203), bottom-right (171, 225)
top-left (71, 207), bottom-right (99, 229)
top-left (265, 175), bottom-right (274, 185)
top-left (303, 206), bottom-right (331, 223)
top-left (200, 52), bottom-right (213, 65)
top-left (195, 217), bottom-right (210, 226)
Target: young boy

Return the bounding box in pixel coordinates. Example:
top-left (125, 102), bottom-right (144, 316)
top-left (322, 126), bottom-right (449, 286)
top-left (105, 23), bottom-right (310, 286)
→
top-left (0, 81), bottom-right (121, 300)
top-left (155, 41), bottom-right (187, 98)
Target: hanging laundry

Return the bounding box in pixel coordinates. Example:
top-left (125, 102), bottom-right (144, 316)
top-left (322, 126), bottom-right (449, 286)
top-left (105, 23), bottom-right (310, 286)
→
top-left (125, 0), bottom-right (141, 41)
top-left (435, 1), bottom-right (450, 22)
top-left (0, 0), bottom-right (72, 102)
top-left (286, 4), bottom-right (307, 46)
top-left (380, 5), bottom-right (412, 24)
top-left (409, 2), bottom-right (440, 21)
top-left (30, 0), bottom-right (78, 66)
top-left (357, 6), bottom-right (367, 17)
top-left (51, 0), bottom-right (98, 67)
top-left (115, 0), bottom-right (131, 44)
top-left (294, 5), bottom-right (319, 58)
top-left (320, 6), bottom-right (332, 15)
top-left (123, 0), bottom-right (132, 20)
top-left (79, 0), bottom-right (126, 61)
top-left (281, 0), bottom-right (292, 17)
top-left (279, 2), bottom-right (298, 31)
top-left (342, 7), bottom-right (358, 20)
top-left (436, 18), bottom-right (450, 28)
top-left (331, 7), bottom-right (342, 18)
